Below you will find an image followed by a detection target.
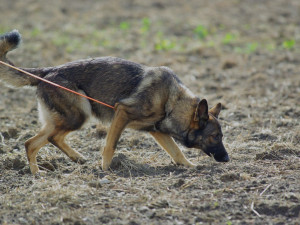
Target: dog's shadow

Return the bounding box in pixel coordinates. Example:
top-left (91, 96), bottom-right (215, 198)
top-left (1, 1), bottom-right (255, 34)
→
top-left (100, 153), bottom-right (189, 178)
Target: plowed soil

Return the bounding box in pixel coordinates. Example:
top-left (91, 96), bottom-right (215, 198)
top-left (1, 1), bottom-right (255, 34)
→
top-left (0, 0), bottom-right (299, 224)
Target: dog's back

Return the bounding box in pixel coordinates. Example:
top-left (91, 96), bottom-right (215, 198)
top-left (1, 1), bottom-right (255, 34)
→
top-left (0, 30), bottom-right (173, 123)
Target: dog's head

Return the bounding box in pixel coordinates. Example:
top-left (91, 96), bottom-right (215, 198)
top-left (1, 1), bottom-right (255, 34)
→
top-left (184, 99), bottom-right (229, 162)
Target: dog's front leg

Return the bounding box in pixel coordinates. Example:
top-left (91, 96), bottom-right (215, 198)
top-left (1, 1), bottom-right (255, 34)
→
top-left (150, 132), bottom-right (196, 168)
top-left (102, 104), bottom-right (129, 170)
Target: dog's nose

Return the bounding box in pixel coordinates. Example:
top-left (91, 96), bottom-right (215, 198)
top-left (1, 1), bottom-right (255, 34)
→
top-left (214, 153), bottom-right (230, 162)
top-left (222, 154), bottom-right (230, 162)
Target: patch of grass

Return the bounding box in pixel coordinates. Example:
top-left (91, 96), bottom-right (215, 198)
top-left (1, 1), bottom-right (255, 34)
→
top-left (194, 25), bottom-right (208, 40)
top-left (222, 33), bottom-right (237, 45)
top-left (245, 42), bottom-right (258, 54)
top-left (119, 21), bottom-right (130, 30)
top-left (140, 17), bottom-right (151, 34)
top-left (155, 39), bottom-right (176, 51)
top-left (213, 201), bottom-right (219, 208)
top-left (266, 43), bottom-right (276, 51)
top-left (51, 33), bottom-right (84, 53)
top-left (207, 40), bottom-right (215, 47)
top-left (154, 32), bottom-right (176, 51)
top-left (282, 39), bottom-right (295, 49)
top-left (65, 40), bottom-right (82, 53)
top-left (234, 42), bottom-right (258, 54)
top-left (0, 26), bottom-right (9, 34)
top-left (30, 28), bottom-right (41, 37)
top-left (52, 33), bottom-right (71, 47)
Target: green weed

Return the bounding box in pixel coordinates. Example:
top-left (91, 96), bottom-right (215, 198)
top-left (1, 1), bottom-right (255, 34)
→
top-left (119, 21), bottom-right (130, 30)
top-left (155, 39), bottom-right (176, 51)
top-left (222, 33), bottom-right (236, 44)
top-left (194, 25), bottom-right (208, 40)
top-left (52, 33), bottom-right (83, 53)
top-left (30, 28), bottom-right (41, 37)
top-left (213, 201), bottom-right (219, 208)
top-left (141, 17), bottom-right (151, 34)
top-left (266, 43), bottom-right (276, 51)
top-left (154, 32), bottom-right (176, 51)
top-left (233, 42), bottom-right (258, 54)
top-left (245, 42), bottom-right (258, 53)
top-left (282, 39), bottom-right (295, 49)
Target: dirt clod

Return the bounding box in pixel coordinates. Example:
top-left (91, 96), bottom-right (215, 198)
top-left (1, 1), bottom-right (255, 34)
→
top-left (88, 181), bottom-right (102, 189)
top-left (38, 162), bottom-right (56, 171)
top-left (222, 60), bottom-right (237, 70)
top-left (173, 178), bottom-right (185, 188)
top-left (12, 157), bottom-right (26, 170)
top-left (220, 173), bottom-right (240, 182)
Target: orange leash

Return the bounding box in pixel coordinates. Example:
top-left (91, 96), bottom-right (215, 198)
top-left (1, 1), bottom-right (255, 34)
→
top-left (0, 60), bottom-right (115, 109)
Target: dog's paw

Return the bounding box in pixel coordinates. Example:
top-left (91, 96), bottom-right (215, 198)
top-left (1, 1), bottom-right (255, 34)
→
top-left (102, 159), bottom-right (112, 171)
top-left (71, 154), bottom-right (87, 164)
top-left (174, 160), bottom-right (196, 168)
top-left (76, 157), bottom-right (87, 164)
top-left (33, 170), bottom-right (47, 179)
top-left (29, 164), bottom-right (40, 175)
top-left (101, 163), bottom-right (109, 171)
top-left (186, 162), bottom-right (197, 168)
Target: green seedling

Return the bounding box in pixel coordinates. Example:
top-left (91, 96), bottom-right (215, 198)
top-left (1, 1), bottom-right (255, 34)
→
top-left (266, 43), bottom-right (276, 51)
top-left (120, 21), bottom-right (130, 30)
top-left (31, 28), bottom-right (41, 37)
top-left (282, 39), bottom-right (295, 49)
top-left (155, 39), bottom-right (176, 51)
top-left (154, 31), bottom-right (176, 51)
top-left (141, 17), bottom-right (151, 34)
top-left (222, 33), bottom-right (236, 44)
top-left (194, 25), bottom-right (208, 40)
top-left (245, 42), bottom-right (258, 54)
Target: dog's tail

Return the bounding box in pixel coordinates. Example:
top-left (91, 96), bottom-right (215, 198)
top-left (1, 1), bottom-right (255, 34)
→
top-left (0, 29), bottom-right (21, 55)
top-left (0, 30), bottom-right (48, 87)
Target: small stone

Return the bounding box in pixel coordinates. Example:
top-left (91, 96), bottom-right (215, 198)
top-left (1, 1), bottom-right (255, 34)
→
top-left (88, 181), bottom-right (102, 189)
top-left (8, 128), bottom-right (18, 139)
top-left (220, 173), bottom-right (240, 182)
top-left (139, 206), bottom-right (149, 213)
top-left (173, 178), bottom-right (185, 188)
top-left (12, 157), bottom-right (26, 170)
top-left (222, 60), bottom-right (237, 70)
top-left (99, 179), bottom-right (111, 185)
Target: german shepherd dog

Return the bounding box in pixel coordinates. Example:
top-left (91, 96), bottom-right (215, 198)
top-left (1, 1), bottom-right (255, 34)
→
top-left (0, 30), bottom-right (229, 174)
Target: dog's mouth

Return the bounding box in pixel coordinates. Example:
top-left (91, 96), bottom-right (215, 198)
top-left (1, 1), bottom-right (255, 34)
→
top-left (204, 150), bottom-right (212, 157)
top-left (213, 153), bottom-right (230, 162)
top-left (203, 150), bottom-right (230, 162)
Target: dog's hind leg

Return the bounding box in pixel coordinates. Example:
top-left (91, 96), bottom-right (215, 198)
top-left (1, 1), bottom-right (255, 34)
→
top-left (26, 84), bottom-right (90, 174)
top-left (25, 123), bottom-right (54, 174)
top-left (102, 104), bottom-right (129, 170)
top-left (48, 129), bottom-right (86, 164)
top-left (150, 131), bottom-right (196, 167)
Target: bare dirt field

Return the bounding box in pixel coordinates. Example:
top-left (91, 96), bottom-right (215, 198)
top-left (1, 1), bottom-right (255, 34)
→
top-left (0, 0), bottom-right (299, 224)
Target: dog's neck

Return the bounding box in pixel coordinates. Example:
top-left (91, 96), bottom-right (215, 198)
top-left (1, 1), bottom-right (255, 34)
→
top-left (156, 86), bottom-right (199, 142)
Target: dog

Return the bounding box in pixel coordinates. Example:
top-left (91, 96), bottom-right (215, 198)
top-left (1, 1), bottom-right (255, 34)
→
top-left (0, 30), bottom-right (229, 174)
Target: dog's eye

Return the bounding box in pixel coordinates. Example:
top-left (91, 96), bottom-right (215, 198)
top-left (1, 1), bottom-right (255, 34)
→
top-left (212, 134), bottom-right (222, 141)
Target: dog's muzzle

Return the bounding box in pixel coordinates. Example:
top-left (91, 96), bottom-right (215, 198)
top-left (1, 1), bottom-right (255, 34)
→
top-left (204, 143), bottom-right (230, 162)
top-left (213, 153), bottom-right (230, 162)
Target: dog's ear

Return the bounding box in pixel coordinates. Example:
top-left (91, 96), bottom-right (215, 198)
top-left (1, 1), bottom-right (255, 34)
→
top-left (194, 99), bottom-right (209, 122)
top-left (209, 103), bottom-right (222, 118)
